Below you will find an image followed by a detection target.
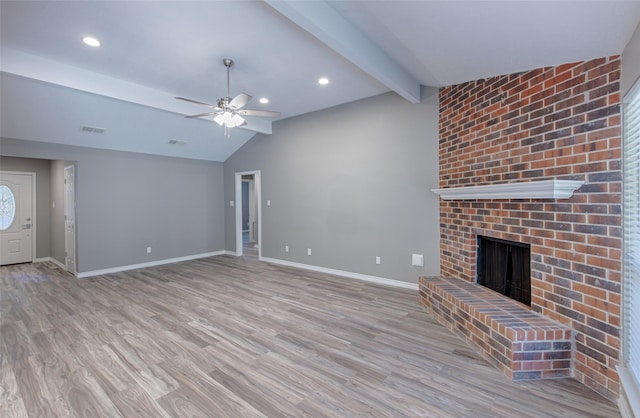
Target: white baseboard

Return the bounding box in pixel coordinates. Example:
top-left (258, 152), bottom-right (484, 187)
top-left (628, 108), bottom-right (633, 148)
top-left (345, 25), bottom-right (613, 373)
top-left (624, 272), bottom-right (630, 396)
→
top-left (77, 251), bottom-right (226, 278)
top-left (259, 256), bottom-right (418, 290)
top-left (618, 366), bottom-right (640, 418)
top-left (34, 257), bottom-right (66, 270)
top-left (74, 251), bottom-right (418, 290)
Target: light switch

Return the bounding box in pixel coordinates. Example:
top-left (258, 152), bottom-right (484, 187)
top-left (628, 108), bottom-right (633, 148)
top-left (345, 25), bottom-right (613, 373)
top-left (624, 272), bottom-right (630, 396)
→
top-left (267, 200), bottom-right (271, 206)
top-left (230, 201), bottom-right (234, 207)
top-left (412, 254), bottom-right (424, 267)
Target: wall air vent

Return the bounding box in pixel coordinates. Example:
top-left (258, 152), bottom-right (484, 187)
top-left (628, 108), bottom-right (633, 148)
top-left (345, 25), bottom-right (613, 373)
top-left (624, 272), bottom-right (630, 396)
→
top-left (80, 125), bottom-right (106, 135)
top-left (168, 139), bottom-right (187, 145)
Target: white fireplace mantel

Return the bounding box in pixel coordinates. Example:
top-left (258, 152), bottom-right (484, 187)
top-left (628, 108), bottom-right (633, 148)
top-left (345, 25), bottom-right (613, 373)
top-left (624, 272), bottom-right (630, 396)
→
top-left (432, 179), bottom-right (584, 200)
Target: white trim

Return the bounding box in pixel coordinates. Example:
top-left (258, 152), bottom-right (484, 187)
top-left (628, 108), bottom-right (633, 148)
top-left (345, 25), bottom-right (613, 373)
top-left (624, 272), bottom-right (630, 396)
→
top-left (618, 366), bottom-right (640, 418)
top-left (259, 256), bottom-right (418, 290)
top-left (432, 179), bottom-right (584, 200)
top-left (77, 251), bottom-right (226, 278)
top-left (235, 173), bottom-right (242, 255)
top-left (34, 256), bottom-right (66, 270)
top-left (31, 173), bottom-right (36, 265)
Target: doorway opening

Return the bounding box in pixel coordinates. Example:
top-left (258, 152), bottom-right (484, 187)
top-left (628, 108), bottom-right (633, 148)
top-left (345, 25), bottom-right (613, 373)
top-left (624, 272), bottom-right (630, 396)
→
top-left (0, 158), bottom-right (76, 272)
top-left (235, 171), bottom-right (261, 258)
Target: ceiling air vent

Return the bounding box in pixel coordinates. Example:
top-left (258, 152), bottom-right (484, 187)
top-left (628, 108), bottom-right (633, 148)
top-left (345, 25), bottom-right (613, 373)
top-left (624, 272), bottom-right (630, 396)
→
top-left (168, 139), bottom-right (187, 145)
top-left (80, 125), bottom-right (106, 135)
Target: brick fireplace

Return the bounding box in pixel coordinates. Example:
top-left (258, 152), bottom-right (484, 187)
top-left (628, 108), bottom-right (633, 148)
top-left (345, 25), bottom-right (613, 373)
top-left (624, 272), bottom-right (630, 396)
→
top-left (434, 56), bottom-right (622, 401)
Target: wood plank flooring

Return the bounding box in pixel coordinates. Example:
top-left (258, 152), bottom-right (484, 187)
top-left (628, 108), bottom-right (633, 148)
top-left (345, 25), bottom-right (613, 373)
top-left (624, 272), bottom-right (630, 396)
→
top-left (0, 255), bottom-right (620, 417)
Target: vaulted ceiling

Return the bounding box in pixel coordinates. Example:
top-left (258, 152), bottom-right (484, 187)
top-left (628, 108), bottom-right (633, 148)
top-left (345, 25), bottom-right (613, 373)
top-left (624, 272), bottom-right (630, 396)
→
top-left (2, 1), bottom-right (639, 162)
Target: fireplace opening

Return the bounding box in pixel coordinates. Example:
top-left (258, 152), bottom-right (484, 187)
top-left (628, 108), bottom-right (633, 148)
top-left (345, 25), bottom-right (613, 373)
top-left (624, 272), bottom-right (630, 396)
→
top-left (477, 236), bottom-right (531, 305)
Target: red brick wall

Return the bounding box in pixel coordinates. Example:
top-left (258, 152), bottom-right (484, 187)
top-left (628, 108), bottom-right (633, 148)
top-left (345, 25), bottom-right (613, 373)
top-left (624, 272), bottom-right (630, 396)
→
top-left (438, 56), bottom-right (621, 401)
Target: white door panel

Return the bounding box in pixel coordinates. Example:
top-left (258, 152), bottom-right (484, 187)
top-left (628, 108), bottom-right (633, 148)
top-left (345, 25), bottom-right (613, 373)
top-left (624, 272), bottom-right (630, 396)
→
top-left (0, 172), bottom-right (34, 265)
top-left (64, 165), bottom-right (76, 274)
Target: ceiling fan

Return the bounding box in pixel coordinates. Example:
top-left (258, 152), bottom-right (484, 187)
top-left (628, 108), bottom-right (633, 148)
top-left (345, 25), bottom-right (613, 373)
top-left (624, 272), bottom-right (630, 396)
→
top-left (176, 58), bottom-right (280, 134)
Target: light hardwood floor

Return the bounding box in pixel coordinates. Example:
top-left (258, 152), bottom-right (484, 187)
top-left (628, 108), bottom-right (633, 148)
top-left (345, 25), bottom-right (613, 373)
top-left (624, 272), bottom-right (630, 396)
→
top-left (1, 255), bottom-right (620, 417)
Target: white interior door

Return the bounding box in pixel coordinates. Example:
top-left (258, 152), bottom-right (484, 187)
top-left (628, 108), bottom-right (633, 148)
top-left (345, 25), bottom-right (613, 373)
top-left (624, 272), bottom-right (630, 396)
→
top-left (0, 172), bottom-right (34, 265)
top-left (64, 165), bottom-right (76, 274)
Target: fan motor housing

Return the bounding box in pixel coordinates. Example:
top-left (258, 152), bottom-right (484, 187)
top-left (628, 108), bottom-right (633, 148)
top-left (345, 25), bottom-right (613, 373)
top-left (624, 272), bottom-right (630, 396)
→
top-left (218, 97), bottom-right (232, 109)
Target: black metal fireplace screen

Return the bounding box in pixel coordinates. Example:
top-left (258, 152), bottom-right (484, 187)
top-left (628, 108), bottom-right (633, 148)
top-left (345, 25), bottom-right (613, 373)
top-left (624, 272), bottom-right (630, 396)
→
top-left (477, 236), bottom-right (531, 305)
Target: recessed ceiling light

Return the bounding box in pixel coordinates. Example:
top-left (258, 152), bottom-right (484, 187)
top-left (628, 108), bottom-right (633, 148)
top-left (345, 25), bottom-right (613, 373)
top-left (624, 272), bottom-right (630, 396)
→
top-left (259, 97), bottom-right (269, 104)
top-left (82, 36), bottom-right (101, 47)
top-left (318, 77), bottom-right (329, 85)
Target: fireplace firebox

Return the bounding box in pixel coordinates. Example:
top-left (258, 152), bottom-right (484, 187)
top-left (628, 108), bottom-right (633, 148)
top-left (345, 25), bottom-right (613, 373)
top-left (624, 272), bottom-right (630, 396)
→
top-left (477, 236), bottom-right (531, 306)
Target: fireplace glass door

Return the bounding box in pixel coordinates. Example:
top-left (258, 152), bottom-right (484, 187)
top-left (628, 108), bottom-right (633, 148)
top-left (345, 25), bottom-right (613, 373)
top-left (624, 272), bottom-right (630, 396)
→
top-left (477, 236), bottom-right (531, 305)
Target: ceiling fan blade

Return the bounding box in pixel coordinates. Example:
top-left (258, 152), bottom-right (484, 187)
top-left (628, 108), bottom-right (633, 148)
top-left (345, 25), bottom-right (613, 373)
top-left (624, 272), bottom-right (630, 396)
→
top-left (229, 93), bottom-right (252, 110)
top-left (175, 97), bottom-right (216, 107)
top-left (238, 109), bottom-right (281, 118)
top-left (239, 118), bottom-right (273, 134)
top-left (185, 111), bottom-right (220, 118)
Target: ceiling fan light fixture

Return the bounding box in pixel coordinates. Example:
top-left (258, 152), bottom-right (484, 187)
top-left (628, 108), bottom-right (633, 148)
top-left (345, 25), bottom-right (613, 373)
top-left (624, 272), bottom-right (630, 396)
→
top-left (214, 111), bottom-right (245, 128)
top-left (230, 113), bottom-right (245, 127)
top-left (177, 58), bottom-right (279, 136)
top-left (213, 112), bottom-right (229, 126)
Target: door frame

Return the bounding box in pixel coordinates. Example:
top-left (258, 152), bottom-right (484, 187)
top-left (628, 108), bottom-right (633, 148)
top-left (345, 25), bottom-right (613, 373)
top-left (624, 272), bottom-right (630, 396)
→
top-left (235, 170), bottom-right (261, 258)
top-left (64, 165), bottom-right (76, 275)
top-left (0, 170), bottom-right (36, 264)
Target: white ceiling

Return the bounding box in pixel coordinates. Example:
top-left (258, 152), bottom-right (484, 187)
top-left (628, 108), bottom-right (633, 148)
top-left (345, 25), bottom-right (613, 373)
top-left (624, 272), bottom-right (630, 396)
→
top-left (1, 0), bottom-right (639, 162)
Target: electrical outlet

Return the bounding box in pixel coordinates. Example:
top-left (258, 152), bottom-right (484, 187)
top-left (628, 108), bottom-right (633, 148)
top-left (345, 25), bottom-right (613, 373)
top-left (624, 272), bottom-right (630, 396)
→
top-left (307, 248), bottom-right (312, 256)
top-left (285, 245), bottom-right (289, 252)
top-left (375, 256), bottom-right (381, 265)
top-left (146, 247), bottom-right (152, 254)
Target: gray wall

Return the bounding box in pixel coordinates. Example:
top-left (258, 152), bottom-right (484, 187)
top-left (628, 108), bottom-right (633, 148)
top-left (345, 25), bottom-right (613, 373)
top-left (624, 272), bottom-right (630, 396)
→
top-left (224, 87), bottom-right (441, 284)
top-left (0, 156), bottom-right (51, 259)
top-left (0, 139), bottom-right (226, 273)
top-left (623, 21), bottom-right (640, 96)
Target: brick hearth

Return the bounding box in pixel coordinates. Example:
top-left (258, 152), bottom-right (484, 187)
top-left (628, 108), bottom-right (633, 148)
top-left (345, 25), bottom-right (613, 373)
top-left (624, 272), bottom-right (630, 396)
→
top-left (419, 276), bottom-right (572, 380)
